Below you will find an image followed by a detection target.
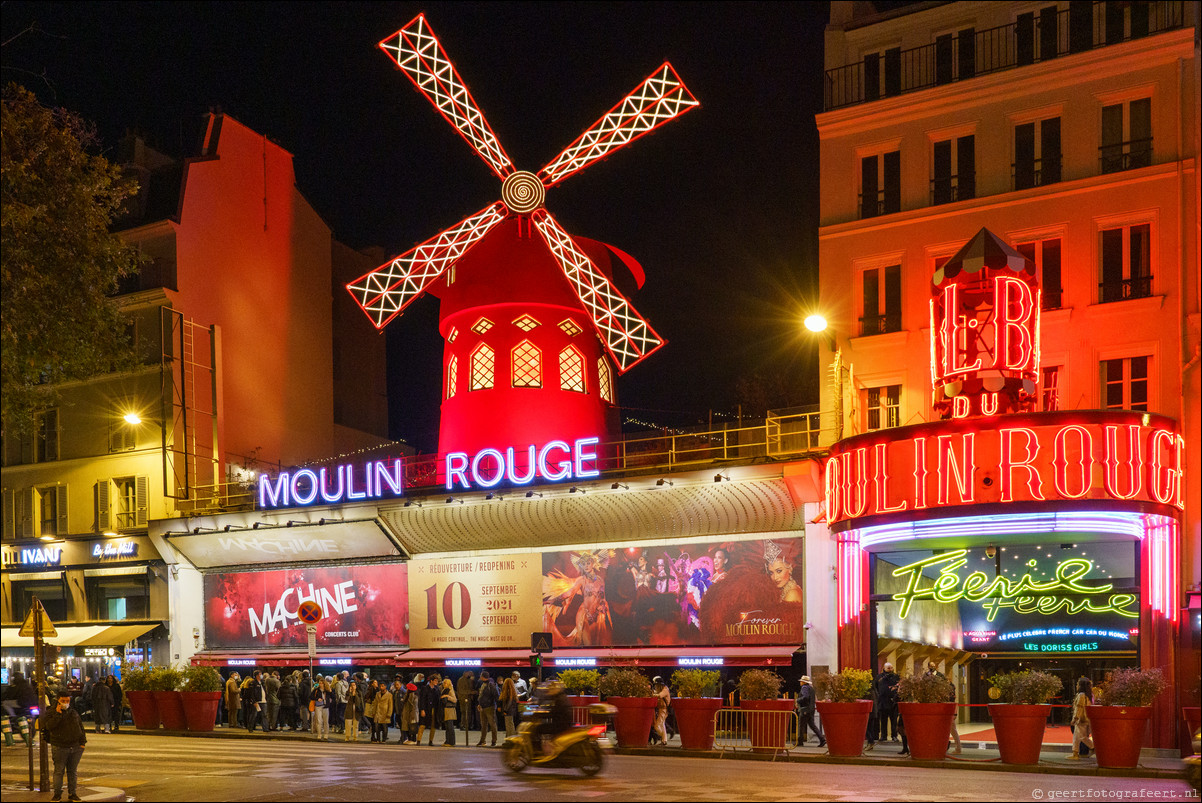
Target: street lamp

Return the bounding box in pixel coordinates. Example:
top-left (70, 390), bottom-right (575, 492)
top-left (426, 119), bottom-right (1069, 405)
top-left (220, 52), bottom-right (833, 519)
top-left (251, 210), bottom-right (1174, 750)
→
top-left (122, 412), bottom-right (142, 425)
top-left (802, 313), bottom-right (849, 441)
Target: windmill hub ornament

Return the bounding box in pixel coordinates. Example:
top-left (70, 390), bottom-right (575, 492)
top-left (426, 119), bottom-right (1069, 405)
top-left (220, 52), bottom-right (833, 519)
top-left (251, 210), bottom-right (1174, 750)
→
top-left (501, 171), bottom-right (544, 215)
top-left (349, 14), bottom-right (699, 463)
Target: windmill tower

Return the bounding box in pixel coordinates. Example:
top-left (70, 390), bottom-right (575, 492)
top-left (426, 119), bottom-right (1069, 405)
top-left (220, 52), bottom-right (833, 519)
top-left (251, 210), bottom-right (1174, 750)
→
top-left (348, 15), bottom-right (698, 467)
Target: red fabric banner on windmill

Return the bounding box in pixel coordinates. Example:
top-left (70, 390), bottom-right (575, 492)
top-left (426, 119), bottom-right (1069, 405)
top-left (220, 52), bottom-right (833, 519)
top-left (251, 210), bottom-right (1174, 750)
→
top-left (347, 15), bottom-right (698, 461)
top-left (930, 227), bottom-right (1040, 419)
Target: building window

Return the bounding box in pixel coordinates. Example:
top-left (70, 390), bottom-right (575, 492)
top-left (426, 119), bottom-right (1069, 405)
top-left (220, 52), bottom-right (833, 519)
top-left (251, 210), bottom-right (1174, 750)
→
top-left (470, 317), bottom-right (494, 335)
top-left (511, 340), bottom-right (542, 388)
top-left (11, 578), bottom-right (69, 622)
top-left (1103, 356), bottom-right (1149, 411)
top-left (862, 46), bottom-right (901, 101)
top-left (558, 319), bottom-right (583, 337)
top-left (1100, 98), bottom-right (1151, 174)
top-left (38, 485), bottom-right (67, 537)
top-left (446, 355), bottom-right (458, 399)
top-left (931, 135), bottom-right (974, 205)
top-left (865, 385), bottom-right (901, 431)
top-left (860, 151), bottom-right (900, 218)
top-left (447, 327), bottom-right (458, 344)
top-left (34, 409), bottom-right (59, 463)
top-left (559, 346), bottom-right (586, 393)
top-left (597, 357), bottom-right (613, 403)
top-left (512, 315), bottom-right (540, 332)
top-left (860, 265), bottom-right (901, 336)
top-left (1014, 117), bottom-right (1061, 189)
top-left (114, 477), bottom-right (147, 531)
top-left (86, 574), bottom-right (149, 621)
top-left (1016, 238), bottom-right (1063, 310)
top-left (933, 28), bottom-right (977, 85)
top-left (1042, 365), bottom-right (1061, 412)
top-left (1100, 224), bottom-right (1152, 302)
top-left (109, 420), bottom-right (136, 453)
top-left (470, 344), bottom-right (494, 391)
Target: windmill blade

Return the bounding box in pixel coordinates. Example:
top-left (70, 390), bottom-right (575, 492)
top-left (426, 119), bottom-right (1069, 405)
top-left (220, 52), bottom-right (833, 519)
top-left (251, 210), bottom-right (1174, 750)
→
top-left (347, 203), bottom-right (507, 329)
top-left (538, 63), bottom-right (698, 187)
top-left (530, 210), bottom-right (665, 372)
top-left (380, 15), bottom-right (515, 180)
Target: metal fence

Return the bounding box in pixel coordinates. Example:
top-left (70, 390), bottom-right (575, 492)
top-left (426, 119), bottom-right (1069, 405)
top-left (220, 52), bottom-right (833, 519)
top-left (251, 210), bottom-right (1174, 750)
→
top-left (713, 707), bottom-right (800, 757)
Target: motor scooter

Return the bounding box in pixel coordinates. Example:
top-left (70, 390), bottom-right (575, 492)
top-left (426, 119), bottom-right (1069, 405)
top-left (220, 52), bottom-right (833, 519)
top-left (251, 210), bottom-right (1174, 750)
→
top-left (501, 703), bottom-right (614, 776)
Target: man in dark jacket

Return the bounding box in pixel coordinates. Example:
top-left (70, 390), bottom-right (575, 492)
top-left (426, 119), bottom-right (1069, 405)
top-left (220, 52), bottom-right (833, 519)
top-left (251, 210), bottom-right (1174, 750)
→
top-left (278, 675), bottom-right (298, 731)
top-left (476, 671), bottom-right (499, 747)
top-left (41, 691), bottom-right (87, 802)
top-left (242, 671), bottom-right (265, 733)
top-left (795, 676), bottom-right (825, 748)
top-left (263, 670), bottom-right (281, 731)
top-left (875, 662), bottom-right (900, 742)
top-left (419, 674), bottom-right (440, 745)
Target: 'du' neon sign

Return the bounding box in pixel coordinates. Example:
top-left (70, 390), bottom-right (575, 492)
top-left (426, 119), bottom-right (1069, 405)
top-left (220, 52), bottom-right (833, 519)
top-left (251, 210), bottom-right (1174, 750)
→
top-left (891, 549), bottom-right (1139, 622)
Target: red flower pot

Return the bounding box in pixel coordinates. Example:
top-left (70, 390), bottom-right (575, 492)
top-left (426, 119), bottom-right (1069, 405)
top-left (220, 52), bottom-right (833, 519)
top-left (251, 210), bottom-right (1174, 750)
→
top-left (817, 700), bottom-right (873, 757)
top-left (568, 695), bottom-right (601, 726)
top-left (153, 690), bottom-right (188, 731)
top-left (898, 702), bottom-right (957, 760)
top-left (608, 697), bottom-right (656, 748)
top-left (741, 699), bottom-right (794, 754)
top-left (1184, 707), bottom-right (1201, 750)
top-left (988, 704), bottom-right (1051, 765)
top-left (125, 690), bottom-right (160, 730)
top-left (1088, 705), bottom-right (1152, 769)
top-left (674, 698), bottom-right (723, 750)
top-left (181, 692), bottom-right (224, 732)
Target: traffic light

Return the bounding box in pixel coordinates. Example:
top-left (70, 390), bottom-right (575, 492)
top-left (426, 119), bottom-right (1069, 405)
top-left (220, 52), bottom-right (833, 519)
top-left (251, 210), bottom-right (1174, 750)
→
top-left (529, 653), bottom-right (542, 669)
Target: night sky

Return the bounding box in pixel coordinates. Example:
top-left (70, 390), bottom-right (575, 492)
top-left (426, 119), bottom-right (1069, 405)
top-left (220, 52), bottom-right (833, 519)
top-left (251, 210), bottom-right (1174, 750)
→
top-left (3, 1), bottom-right (831, 452)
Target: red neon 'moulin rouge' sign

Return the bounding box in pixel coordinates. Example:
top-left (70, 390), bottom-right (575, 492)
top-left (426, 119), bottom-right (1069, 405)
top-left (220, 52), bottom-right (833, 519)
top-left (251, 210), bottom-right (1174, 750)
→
top-left (930, 229), bottom-right (1040, 419)
top-left (825, 411), bottom-right (1185, 529)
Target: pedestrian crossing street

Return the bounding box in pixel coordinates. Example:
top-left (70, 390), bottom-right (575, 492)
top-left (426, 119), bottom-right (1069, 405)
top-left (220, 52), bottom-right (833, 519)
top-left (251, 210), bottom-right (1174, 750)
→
top-left (52, 736), bottom-right (1020, 802)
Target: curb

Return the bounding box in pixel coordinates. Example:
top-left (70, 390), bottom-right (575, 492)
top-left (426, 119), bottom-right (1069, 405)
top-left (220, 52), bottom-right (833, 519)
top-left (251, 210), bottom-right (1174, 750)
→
top-left (1, 784), bottom-right (125, 803)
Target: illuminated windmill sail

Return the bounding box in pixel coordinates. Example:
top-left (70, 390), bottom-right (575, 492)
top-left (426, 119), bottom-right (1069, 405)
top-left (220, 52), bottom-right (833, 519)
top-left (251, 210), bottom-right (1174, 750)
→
top-left (347, 13), bottom-right (697, 373)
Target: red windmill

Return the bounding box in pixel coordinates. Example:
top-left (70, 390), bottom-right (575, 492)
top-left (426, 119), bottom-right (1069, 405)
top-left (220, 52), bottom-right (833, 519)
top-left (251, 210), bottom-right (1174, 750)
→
top-left (347, 14), bottom-right (698, 469)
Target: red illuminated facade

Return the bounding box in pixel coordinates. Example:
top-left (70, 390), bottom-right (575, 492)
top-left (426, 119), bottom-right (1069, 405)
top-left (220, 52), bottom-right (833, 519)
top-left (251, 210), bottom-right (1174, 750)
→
top-left (817, 1), bottom-right (1197, 751)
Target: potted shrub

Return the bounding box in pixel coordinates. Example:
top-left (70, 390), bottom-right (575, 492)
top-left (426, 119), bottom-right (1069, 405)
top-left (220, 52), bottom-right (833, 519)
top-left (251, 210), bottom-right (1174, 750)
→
top-left (559, 668), bottom-right (602, 724)
top-left (598, 668), bottom-right (655, 748)
top-left (670, 669), bottom-right (722, 750)
top-left (122, 665), bottom-right (160, 730)
top-left (1089, 668), bottom-right (1169, 769)
top-left (814, 668), bottom-right (874, 757)
top-left (150, 665), bottom-right (187, 731)
top-left (987, 670), bottom-right (1061, 765)
top-left (897, 672), bottom-right (956, 760)
top-left (737, 669), bottom-right (790, 754)
top-left (180, 664), bottom-right (224, 733)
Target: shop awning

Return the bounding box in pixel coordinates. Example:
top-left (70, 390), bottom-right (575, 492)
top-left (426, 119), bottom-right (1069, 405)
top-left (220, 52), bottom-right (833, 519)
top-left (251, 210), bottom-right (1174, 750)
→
top-left (392, 646), bottom-right (798, 668)
top-left (0, 623), bottom-right (157, 649)
top-left (189, 650), bottom-right (399, 668)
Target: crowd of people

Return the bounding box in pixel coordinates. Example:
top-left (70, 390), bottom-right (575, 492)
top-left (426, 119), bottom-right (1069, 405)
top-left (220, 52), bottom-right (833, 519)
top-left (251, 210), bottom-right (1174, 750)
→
top-left (214, 667), bottom-right (538, 745)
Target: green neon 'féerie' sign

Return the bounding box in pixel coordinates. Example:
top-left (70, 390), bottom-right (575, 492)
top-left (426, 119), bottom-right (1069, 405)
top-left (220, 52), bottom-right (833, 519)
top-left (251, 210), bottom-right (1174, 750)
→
top-left (891, 549), bottom-right (1139, 622)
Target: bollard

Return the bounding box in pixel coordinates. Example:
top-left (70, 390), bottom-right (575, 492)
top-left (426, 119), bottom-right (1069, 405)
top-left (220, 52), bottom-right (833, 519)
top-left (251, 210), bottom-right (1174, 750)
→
top-left (1, 716), bottom-right (13, 746)
top-left (16, 716), bottom-right (31, 744)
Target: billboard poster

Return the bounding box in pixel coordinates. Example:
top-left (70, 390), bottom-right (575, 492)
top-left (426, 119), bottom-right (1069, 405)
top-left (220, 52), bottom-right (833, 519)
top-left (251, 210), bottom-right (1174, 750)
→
top-left (204, 564), bottom-right (408, 649)
top-left (408, 554), bottom-right (542, 649)
top-left (542, 537), bottom-right (804, 647)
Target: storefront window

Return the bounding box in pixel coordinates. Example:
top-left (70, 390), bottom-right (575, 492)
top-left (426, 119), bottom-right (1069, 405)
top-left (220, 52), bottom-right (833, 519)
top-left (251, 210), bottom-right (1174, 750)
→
top-left (11, 576), bottom-right (69, 621)
top-left (85, 574), bottom-right (149, 621)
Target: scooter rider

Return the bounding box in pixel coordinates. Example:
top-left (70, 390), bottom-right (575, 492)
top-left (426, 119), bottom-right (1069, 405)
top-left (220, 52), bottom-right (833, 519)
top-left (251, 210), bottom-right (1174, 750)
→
top-left (532, 680), bottom-right (573, 754)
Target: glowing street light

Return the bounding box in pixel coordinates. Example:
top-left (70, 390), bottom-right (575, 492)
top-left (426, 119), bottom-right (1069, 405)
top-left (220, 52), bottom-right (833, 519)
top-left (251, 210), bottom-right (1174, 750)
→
top-left (804, 314), bottom-right (828, 333)
top-left (802, 312), bottom-right (848, 441)
top-left (123, 412), bottom-right (142, 425)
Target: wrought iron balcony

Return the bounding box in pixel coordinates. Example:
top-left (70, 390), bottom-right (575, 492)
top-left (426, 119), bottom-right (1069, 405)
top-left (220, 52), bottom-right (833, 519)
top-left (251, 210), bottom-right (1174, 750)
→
top-left (1099, 276), bottom-right (1153, 304)
top-left (824, 1), bottom-right (1184, 111)
top-left (1012, 155), bottom-right (1063, 190)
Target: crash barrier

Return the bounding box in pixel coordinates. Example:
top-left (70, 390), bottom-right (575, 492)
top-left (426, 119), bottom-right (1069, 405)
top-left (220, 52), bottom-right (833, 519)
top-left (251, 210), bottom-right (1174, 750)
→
top-left (713, 707), bottom-right (800, 756)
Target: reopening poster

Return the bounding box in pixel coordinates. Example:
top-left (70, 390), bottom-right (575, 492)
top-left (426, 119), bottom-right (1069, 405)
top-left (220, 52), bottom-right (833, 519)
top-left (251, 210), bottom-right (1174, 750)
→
top-left (542, 537), bottom-right (804, 648)
top-left (204, 563), bottom-right (408, 648)
top-left (408, 554), bottom-right (542, 649)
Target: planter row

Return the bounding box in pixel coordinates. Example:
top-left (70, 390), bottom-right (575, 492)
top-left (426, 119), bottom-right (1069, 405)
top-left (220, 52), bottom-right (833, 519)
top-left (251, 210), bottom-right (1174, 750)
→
top-left (127, 690), bottom-right (223, 732)
top-left (811, 701), bottom-right (1157, 769)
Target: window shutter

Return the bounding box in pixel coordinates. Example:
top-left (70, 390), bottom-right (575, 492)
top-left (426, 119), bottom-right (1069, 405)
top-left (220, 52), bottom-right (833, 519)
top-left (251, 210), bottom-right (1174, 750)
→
top-left (97, 480), bottom-right (111, 531)
top-left (19, 489), bottom-right (34, 538)
top-left (56, 485), bottom-right (69, 535)
top-left (136, 476), bottom-right (149, 527)
top-left (2, 488), bottom-right (13, 540)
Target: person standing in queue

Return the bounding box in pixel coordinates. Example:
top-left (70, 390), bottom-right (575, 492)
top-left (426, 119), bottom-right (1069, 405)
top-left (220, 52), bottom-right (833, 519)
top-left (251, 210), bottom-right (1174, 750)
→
top-left (418, 674), bottom-right (439, 745)
top-left (41, 691), bottom-right (87, 803)
top-left (499, 673), bottom-right (519, 738)
top-left (875, 662), bottom-right (900, 743)
top-left (476, 671), bottom-right (499, 747)
top-left (796, 676), bottom-right (825, 748)
top-left (440, 677), bottom-right (458, 746)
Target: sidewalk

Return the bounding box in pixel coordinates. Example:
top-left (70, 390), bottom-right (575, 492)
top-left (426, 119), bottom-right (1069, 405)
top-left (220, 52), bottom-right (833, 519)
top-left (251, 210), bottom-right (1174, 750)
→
top-left (99, 723), bottom-right (1190, 780)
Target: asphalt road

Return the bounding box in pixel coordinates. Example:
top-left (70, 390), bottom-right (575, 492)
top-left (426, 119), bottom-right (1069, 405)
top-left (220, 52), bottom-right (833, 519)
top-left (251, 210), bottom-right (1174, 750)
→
top-left (1, 734), bottom-right (1195, 802)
